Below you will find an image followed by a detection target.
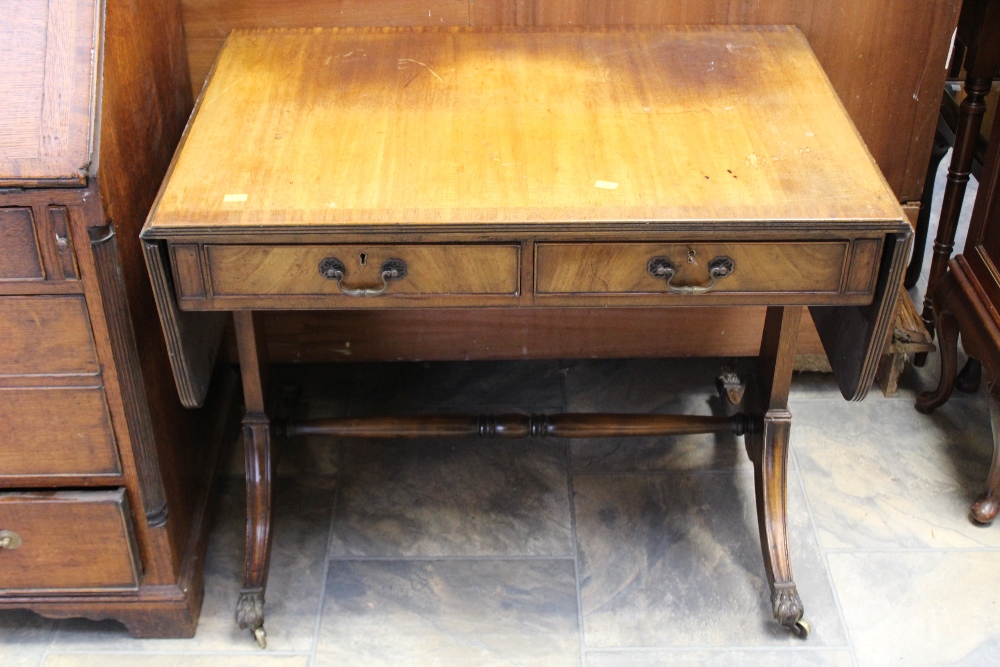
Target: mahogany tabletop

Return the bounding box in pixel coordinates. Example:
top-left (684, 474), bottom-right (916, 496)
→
top-left (143, 26), bottom-right (906, 237)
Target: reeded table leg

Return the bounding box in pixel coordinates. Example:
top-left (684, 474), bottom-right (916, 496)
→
top-left (747, 306), bottom-right (810, 638)
top-left (233, 311), bottom-right (274, 648)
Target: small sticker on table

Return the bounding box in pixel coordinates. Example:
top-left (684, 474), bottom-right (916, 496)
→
top-left (223, 193), bottom-right (248, 203)
top-left (594, 180), bottom-right (618, 190)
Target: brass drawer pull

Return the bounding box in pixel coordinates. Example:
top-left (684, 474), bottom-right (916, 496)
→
top-left (318, 257), bottom-right (407, 297)
top-left (647, 255), bottom-right (735, 294)
top-left (0, 530), bottom-right (22, 550)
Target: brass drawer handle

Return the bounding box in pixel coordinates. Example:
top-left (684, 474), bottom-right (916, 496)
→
top-left (318, 257), bottom-right (407, 297)
top-left (647, 256), bottom-right (735, 294)
top-left (0, 530), bottom-right (21, 550)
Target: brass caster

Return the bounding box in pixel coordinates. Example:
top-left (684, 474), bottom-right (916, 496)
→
top-left (790, 618), bottom-right (811, 639)
top-left (254, 626), bottom-right (267, 649)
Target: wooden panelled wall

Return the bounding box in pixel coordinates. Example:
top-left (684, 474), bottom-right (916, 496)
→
top-left (180, 0), bottom-right (960, 363)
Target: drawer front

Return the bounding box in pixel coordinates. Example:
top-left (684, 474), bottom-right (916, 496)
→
top-left (0, 208), bottom-right (43, 281)
top-left (0, 296), bottom-right (99, 376)
top-left (0, 206), bottom-right (78, 283)
top-left (0, 489), bottom-right (140, 592)
top-left (202, 244), bottom-right (520, 298)
top-left (535, 242), bottom-right (858, 296)
top-left (0, 387), bottom-right (120, 477)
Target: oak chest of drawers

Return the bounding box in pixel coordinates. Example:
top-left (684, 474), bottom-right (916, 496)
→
top-left (0, 0), bottom-right (234, 636)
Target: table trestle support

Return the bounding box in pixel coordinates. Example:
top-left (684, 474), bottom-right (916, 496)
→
top-left (277, 413), bottom-right (749, 439)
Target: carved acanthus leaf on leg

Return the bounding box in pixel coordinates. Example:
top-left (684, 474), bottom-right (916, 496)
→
top-left (772, 583), bottom-right (810, 637)
top-left (236, 589), bottom-right (264, 630)
top-left (771, 584), bottom-right (803, 625)
top-left (236, 589), bottom-right (268, 648)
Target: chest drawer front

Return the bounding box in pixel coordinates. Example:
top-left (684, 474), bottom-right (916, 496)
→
top-left (202, 244), bottom-right (520, 298)
top-left (0, 387), bottom-right (120, 478)
top-left (535, 242), bottom-right (856, 296)
top-left (0, 489), bottom-right (139, 592)
top-left (0, 296), bottom-right (99, 376)
top-left (0, 208), bottom-right (43, 281)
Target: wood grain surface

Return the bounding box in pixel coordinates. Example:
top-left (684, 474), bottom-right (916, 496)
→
top-left (0, 0), bottom-right (240, 638)
top-left (179, 0), bottom-right (960, 202)
top-left (255, 305), bottom-right (830, 361)
top-left (0, 295), bottom-right (98, 376)
top-left (145, 26), bottom-right (903, 234)
top-left (205, 243), bottom-right (520, 296)
top-left (0, 387), bottom-right (120, 477)
top-left (0, 0), bottom-right (98, 184)
top-left (0, 208), bottom-right (44, 280)
top-left (534, 242), bottom-right (855, 295)
top-left (0, 490), bottom-right (139, 592)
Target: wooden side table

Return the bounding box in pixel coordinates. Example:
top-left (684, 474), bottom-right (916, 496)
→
top-left (920, 0), bottom-right (1000, 334)
top-left (917, 99), bottom-right (1000, 524)
top-left (141, 27), bottom-right (911, 647)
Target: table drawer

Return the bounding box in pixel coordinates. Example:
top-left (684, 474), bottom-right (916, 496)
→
top-left (0, 295), bottom-right (99, 376)
top-left (535, 241), bottom-right (870, 296)
top-left (0, 489), bottom-right (140, 592)
top-left (200, 244), bottom-right (520, 298)
top-left (0, 387), bottom-right (120, 478)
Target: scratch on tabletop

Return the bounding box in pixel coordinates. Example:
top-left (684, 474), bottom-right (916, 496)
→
top-left (204, 80), bottom-right (240, 105)
top-left (397, 58), bottom-right (444, 82)
top-left (336, 49), bottom-right (367, 63)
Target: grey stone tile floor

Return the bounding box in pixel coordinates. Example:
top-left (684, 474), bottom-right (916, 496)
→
top-left (4, 157), bottom-right (997, 666)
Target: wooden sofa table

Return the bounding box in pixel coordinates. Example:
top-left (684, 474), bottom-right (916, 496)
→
top-left (140, 26), bottom-right (911, 647)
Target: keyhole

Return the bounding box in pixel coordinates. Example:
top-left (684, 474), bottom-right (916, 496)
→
top-left (687, 249), bottom-right (697, 264)
top-left (359, 253), bottom-right (367, 266)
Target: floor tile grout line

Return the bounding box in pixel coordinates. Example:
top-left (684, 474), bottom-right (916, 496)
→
top-left (309, 442), bottom-right (347, 667)
top-left (561, 354), bottom-right (579, 664)
top-left (43, 649), bottom-right (314, 656)
top-left (559, 358), bottom-right (586, 667)
top-left (325, 554), bottom-right (578, 562)
top-left (822, 546), bottom-right (1000, 553)
top-left (565, 442), bottom-right (588, 667)
top-left (38, 620), bottom-right (57, 667)
top-left (37, 360), bottom-right (985, 662)
top-left (582, 645), bottom-right (854, 653)
top-left (310, 442), bottom-right (346, 667)
top-left (791, 456), bottom-right (859, 667)
top-left (40, 603), bottom-right (71, 667)
top-left (558, 358), bottom-right (570, 412)
top-left (571, 468), bottom-right (760, 477)
top-left (309, 540), bottom-right (334, 667)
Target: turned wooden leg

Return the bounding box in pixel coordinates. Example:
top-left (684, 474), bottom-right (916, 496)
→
top-left (904, 123), bottom-right (950, 289)
top-left (747, 306), bottom-right (809, 638)
top-left (233, 311), bottom-right (274, 649)
top-left (972, 396), bottom-right (1000, 524)
top-left (915, 310), bottom-right (959, 414)
top-left (920, 76), bottom-right (991, 333)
